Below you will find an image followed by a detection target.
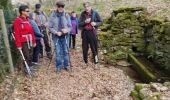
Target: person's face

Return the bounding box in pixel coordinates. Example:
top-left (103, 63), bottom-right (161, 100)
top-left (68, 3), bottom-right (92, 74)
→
top-left (22, 8), bottom-right (30, 17)
top-left (36, 8), bottom-right (41, 12)
top-left (32, 14), bottom-right (36, 20)
top-left (72, 13), bottom-right (76, 17)
top-left (84, 4), bottom-right (91, 13)
top-left (56, 5), bottom-right (64, 12)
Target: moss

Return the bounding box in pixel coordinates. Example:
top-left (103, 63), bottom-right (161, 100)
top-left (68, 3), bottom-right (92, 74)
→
top-left (131, 90), bottom-right (141, 100)
top-left (113, 7), bottom-right (145, 16)
top-left (150, 18), bottom-right (163, 25)
top-left (105, 54), bottom-right (117, 64)
top-left (128, 54), bottom-right (157, 82)
top-left (100, 6), bottom-right (170, 72)
top-left (111, 50), bottom-right (128, 60)
top-left (135, 83), bottom-right (150, 92)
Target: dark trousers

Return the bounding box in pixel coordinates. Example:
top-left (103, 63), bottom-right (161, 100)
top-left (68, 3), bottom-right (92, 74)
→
top-left (39, 26), bottom-right (51, 56)
top-left (69, 34), bottom-right (76, 49)
top-left (21, 42), bottom-right (33, 66)
top-left (32, 40), bottom-right (41, 62)
top-left (82, 30), bottom-right (98, 64)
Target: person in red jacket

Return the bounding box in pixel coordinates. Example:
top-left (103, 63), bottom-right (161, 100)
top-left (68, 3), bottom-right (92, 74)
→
top-left (13, 5), bottom-right (36, 74)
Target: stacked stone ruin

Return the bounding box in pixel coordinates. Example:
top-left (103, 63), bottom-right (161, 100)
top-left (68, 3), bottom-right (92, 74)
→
top-left (99, 7), bottom-right (170, 73)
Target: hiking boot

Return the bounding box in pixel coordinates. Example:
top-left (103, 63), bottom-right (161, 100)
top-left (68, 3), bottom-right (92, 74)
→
top-left (65, 67), bottom-right (72, 73)
top-left (94, 64), bottom-right (100, 70)
top-left (47, 52), bottom-right (52, 59)
top-left (82, 63), bottom-right (88, 69)
top-left (56, 69), bottom-right (61, 74)
top-left (39, 54), bottom-right (43, 58)
top-left (65, 67), bottom-right (73, 76)
top-left (32, 62), bottom-right (42, 66)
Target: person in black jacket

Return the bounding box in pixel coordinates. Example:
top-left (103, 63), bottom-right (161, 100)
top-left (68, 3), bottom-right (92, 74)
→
top-left (79, 2), bottom-right (103, 69)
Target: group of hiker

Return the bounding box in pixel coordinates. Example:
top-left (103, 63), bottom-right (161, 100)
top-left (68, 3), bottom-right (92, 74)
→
top-left (13, 1), bottom-right (103, 76)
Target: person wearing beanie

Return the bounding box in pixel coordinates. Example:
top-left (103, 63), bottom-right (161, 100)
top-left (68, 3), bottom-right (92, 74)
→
top-left (33, 3), bottom-right (52, 59)
top-left (49, 1), bottom-right (72, 74)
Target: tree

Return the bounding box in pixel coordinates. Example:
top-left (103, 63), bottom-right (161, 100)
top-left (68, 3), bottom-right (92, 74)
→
top-left (0, 0), bottom-right (12, 10)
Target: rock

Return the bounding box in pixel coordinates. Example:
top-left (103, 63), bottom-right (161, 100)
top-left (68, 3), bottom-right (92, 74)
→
top-left (135, 83), bottom-right (150, 92)
top-left (151, 83), bottom-right (164, 92)
top-left (160, 86), bottom-right (168, 92)
top-left (116, 60), bottom-right (131, 67)
top-left (144, 95), bottom-right (160, 100)
top-left (163, 82), bottom-right (170, 87)
top-left (92, 97), bottom-right (100, 100)
top-left (113, 95), bottom-right (120, 100)
top-left (160, 95), bottom-right (170, 100)
top-left (139, 88), bottom-right (153, 99)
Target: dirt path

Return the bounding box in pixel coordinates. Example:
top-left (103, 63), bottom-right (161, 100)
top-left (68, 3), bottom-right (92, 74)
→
top-left (3, 34), bottom-right (134, 100)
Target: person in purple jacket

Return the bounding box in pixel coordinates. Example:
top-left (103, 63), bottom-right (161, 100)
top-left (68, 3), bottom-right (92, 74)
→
top-left (69, 11), bottom-right (78, 49)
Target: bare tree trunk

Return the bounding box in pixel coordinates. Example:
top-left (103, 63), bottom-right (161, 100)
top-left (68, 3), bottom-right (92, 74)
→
top-left (94, 0), bottom-right (97, 4)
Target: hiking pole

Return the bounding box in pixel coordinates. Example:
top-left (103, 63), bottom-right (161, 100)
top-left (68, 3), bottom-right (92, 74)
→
top-left (65, 35), bottom-right (73, 70)
top-left (46, 27), bottom-right (52, 48)
top-left (11, 32), bottom-right (32, 78)
top-left (19, 49), bottom-right (32, 78)
top-left (47, 39), bottom-right (58, 71)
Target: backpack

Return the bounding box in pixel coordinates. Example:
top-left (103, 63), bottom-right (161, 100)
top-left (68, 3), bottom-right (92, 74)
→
top-left (34, 11), bottom-right (48, 24)
top-left (10, 18), bottom-right (30, 40)
top-left (92, 10), bottom-right (96, 22)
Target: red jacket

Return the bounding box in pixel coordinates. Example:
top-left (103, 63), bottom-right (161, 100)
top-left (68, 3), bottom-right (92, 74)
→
top-left (13, 16), bottom-right (36, 48)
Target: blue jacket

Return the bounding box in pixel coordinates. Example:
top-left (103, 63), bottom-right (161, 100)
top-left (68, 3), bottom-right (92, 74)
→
top-left (30, 20), bottom-right (43, 40)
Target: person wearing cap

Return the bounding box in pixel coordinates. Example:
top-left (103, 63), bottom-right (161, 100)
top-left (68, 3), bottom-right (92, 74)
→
top-left (49, 1), bottom-right (72, 73)
top-left (79, 2), bottom-right (103, 70)
top-left (33, 4), bottom-right (52, 59)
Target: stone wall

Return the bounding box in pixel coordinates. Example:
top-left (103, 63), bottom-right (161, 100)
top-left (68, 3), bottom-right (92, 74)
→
top-left (99, 7), bottom-right (170, 73)
top-left (131, 82), bottom-right (170, 99)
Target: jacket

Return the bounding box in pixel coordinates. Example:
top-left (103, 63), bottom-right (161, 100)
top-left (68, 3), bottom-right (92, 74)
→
top-left (79, 10), bottom-right (103, 30)
top-left (49, 11), bottom-right (72, 43)
top-left (13, 16), bottom-right (36, 48)
top-left (29, 20), bottom-right (43, 40)
top-left (70, 17), bottom-right (78, 35)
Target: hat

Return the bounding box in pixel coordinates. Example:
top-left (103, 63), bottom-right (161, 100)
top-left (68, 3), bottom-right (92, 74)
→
top-left (35, 4), bottom-right (41, 9)
top-left (56, 1), bottom-right (65, 6)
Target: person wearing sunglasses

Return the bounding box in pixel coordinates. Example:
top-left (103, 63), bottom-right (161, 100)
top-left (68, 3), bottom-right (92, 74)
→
top-left (49, 1), bottom-right (72, 73)
top-left (13, 5), bottom-right (36, 76)
top-left (79, 2), bottom-right (103, 70)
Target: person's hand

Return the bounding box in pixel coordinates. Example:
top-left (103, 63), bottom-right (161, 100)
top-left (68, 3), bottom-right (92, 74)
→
top-left (56, 32), bottom-right (62, 36)
top-left (62, 29), bottom-right (68, 34)
top-left (18, 48), bottom-right (22, 50)
top-left (42, 34), bottom-right (44, 37)
top-left (44, 23), bottom-right (48, 27)
top-left (33, 43), bottom-right (36, 47)
top-left (85, 18), bottom-right (91, 23)
top-left (91, 22), bottom-right (96, 27)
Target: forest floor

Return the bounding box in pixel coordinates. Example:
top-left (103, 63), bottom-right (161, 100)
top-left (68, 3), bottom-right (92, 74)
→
top-left (0, 33), bottom-right (134, 100)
